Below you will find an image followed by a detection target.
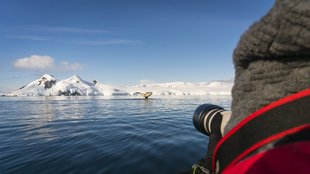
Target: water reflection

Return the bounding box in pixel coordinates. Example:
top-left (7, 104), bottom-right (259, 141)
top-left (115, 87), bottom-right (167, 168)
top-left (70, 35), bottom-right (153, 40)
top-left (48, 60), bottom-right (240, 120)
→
top-left (0, 95), bottom-right (231, 174)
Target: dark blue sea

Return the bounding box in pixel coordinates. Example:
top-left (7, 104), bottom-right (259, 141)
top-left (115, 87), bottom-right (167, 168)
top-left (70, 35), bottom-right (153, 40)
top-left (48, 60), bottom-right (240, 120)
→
top-left (0, 96), bottom-right (231, 174)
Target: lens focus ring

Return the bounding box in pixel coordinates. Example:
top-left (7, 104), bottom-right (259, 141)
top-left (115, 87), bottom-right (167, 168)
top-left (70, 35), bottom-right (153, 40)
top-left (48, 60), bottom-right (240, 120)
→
top-left (193, 104), bottom-right (224, 136)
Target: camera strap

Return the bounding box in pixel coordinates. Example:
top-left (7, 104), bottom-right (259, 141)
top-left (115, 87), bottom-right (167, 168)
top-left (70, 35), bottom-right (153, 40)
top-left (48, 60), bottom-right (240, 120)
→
top-left (212, 88), bottom-right (310, 173)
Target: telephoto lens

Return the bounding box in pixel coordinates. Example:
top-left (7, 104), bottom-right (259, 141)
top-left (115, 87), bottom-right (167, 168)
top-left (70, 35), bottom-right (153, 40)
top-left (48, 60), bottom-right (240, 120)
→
top-left (192, 104), bottom-right (231, 171)
top-left (193, 104), bottom-right (230, 136)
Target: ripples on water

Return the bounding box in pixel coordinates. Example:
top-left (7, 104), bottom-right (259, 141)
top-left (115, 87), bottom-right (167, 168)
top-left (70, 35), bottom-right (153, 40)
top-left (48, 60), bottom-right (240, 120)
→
top-left (0, 96), bottom-right (231, 174)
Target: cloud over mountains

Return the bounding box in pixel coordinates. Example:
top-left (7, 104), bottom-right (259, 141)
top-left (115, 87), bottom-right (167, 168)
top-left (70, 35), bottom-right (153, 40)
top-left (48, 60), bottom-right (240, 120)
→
top-left (13, 55), bottom-right (83, 72)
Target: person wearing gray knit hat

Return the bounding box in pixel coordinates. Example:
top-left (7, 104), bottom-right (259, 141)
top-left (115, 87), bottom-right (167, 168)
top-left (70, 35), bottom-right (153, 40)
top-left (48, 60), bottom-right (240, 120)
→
top-left (187, 0), bottom-right (310, 173)
top-left (226, 0), bottom-right (310, 134)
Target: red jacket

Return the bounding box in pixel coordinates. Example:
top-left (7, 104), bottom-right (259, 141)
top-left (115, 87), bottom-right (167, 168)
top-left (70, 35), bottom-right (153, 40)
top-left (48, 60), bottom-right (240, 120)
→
top-left (223, 141), bottom-right (310, 174)
top-left (213, 89), bottom-right (310, 174)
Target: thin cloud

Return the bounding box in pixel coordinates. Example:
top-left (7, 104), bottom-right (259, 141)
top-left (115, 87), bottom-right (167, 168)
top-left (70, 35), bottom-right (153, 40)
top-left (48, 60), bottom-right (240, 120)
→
top-left (32, 26), bottom-right (110, 34)
top-left (6, 35), bottom-right (52, 41)
top-left (13, 55), bottom-right (83, 72)
top-left (59, 61), bottom-right (83, 71)
top-left (5, 26), bottom-right (142, 46)
top-left (5, 35), bottom-right (142, 46)
top-left (75, 39), bottom-right (143, 46)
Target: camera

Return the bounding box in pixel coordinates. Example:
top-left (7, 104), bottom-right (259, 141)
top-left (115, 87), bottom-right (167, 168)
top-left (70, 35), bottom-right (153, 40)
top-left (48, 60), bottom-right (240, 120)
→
top-left (193, 104), bottom-right (231, 136)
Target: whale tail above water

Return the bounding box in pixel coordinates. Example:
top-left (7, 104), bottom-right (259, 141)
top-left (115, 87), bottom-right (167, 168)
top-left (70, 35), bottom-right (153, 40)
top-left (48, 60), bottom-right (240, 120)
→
top-left (137, 92), bottom-right (153, 99)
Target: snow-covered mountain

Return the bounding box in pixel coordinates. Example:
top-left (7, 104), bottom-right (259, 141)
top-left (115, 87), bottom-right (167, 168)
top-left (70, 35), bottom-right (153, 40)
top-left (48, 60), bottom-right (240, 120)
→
top-left (8, 74), bottom-right (57, 96)
top-left (7, 74), bottom-right (233, 96)
top-left (128, 81), bottom-right (233, 96)
top-left (53, 75), bottom-right (96, 96)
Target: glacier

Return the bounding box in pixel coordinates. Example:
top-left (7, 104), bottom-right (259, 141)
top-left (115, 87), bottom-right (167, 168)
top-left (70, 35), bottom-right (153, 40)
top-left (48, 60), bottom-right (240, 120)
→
top-left (6, 74), bottom-right (233, 97)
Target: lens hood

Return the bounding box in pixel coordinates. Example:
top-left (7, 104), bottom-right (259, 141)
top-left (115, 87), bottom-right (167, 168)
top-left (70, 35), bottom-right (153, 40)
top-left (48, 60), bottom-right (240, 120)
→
top-left (193, 104), bottom-right (224, 136)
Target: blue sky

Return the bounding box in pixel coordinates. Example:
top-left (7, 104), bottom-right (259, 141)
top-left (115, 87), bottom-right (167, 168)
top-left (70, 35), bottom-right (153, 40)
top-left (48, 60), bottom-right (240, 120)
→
top-left (0, 0), bottom-right (274, 88)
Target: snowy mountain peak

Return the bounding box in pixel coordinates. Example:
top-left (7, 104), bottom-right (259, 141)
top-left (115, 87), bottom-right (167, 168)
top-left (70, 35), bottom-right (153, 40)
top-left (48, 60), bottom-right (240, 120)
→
top-left (64, 75), bottom-right (83, 83)
top-left (72, 74), bottom-right (80, 79)
top-left (8, 74), bottom-right (57, 96)
top-left (40, 74), bottom-right (55, 80)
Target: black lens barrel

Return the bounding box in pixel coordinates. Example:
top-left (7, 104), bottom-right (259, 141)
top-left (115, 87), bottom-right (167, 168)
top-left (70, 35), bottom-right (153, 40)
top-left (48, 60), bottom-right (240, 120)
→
top-left (193, 104), bottom-right (224, 136)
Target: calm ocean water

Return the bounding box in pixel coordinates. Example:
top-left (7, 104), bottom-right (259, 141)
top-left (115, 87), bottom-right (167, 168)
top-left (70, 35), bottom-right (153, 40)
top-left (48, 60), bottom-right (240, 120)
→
top-left (0, 96), bottom-right (231, 174)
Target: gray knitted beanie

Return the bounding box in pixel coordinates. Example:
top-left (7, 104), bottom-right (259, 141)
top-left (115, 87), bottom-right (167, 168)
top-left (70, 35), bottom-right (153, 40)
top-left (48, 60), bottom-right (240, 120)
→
top-left (225, 0), bottom-right (310, 134)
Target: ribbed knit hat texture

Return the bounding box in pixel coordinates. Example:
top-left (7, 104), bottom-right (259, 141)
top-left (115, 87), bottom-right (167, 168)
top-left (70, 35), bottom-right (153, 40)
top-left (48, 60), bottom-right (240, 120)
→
top-left (225, 0), bottom-right (310, 133)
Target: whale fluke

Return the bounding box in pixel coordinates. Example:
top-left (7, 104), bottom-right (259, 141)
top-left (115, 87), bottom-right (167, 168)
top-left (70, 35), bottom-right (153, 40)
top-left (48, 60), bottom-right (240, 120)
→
top-left (137, 92), bottom-right (153, 99)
